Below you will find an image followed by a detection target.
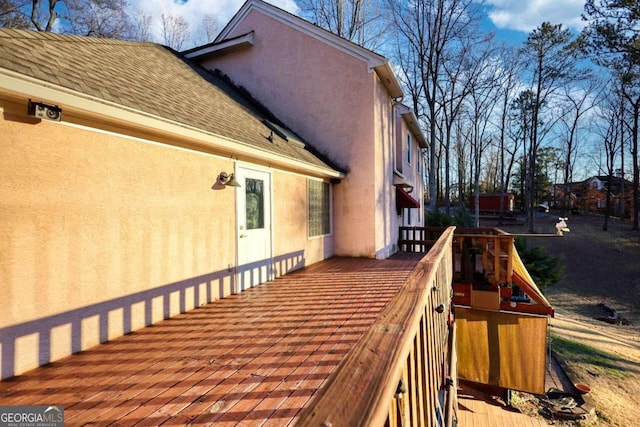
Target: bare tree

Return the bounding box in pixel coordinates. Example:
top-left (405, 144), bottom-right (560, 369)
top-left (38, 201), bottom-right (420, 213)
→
top-left (618, 72), bottom-right (640, 230)
top-left (502, 111), bottom-right (524, 204)
top-left (298, 0), bottom-right (387, 50)
top-left (557, 77), bottom-right (601, 215)
top-left (2, 0), bottom-right (132, 38)
top-left (509, 90), bottom-right (535, 213)
top-left (582, 0), bottom-right (640, 230)
top-left (29, 0), bottom-right (59, 31)
top-left (438, 31), bottom-right (495, 215)
top-left (0, 0), bottom-right (31, 28)
top-left (130, 9), bottom-right (153, 42)
top-left (454, 114), bottom-right (467, 205)
top-left (494, 46), bottom-right (522, 225)
top-left (65, 0), bottom-right (132, 38)
top-left (388, 0), bottom-right (481, 211)
top-left (160, 12), bottom-right (189, 51)
top-left (194, 14), bottom-right (219, 46)
top-left (520, 22), bottom-right (582, 232)
top-left (593, 83), bottom-right (624, 230)
top-left (465, 60), bottom-right (502, 227)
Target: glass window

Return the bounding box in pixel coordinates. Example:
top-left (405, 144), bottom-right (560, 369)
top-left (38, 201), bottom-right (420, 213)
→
top-left (407, 132), bottom-right (412, 164)
top-left (245, 178), bottom-right (264, 229)
top-left (308, 180), bottom-right (330, 237)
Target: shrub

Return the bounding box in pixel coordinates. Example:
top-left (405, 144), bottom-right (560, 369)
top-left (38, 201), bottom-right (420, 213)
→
top-left (514, 237), bottom-right (562, 288)
top-left (425, 207), bottom-right (473, 227)
top-left (425, 209), bottom-right (454, 226)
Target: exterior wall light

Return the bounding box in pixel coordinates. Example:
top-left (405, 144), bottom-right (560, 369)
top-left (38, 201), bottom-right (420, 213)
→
top-left (401, 183), bottom-right (414, 193)
top-left (217, 172), bottom-right (241, 187)
top-left (27, 99), bottom-right (62, 121)
top-left (393, 178), bottom-right (414, 193)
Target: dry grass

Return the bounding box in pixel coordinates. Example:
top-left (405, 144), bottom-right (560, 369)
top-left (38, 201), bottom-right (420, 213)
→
top-left (495, 213), bottom-right (640, 427)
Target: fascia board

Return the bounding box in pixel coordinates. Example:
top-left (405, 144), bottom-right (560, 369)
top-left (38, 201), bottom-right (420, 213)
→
top-left (183, 32), bottom-right (254, 59)
top-left (0, 68), bottom-right (344, 179)
top-left (374, 62), bottom-right (405, 99)
top-left (397, 104), bottom-right (427, 148)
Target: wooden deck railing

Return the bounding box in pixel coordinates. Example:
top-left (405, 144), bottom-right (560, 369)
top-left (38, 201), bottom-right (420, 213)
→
top-left (398, 226), bottom-right (446, 253)
top-left (297, 227), bottom-right (457, 427)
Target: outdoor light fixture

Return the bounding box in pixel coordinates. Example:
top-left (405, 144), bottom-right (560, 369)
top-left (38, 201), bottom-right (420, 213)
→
top-left (217, 172), bottom-right (241, 187)
top-left (395, 182), bottom-right (414, 193)
top-left (393, 176), bottom-right (414, 193)
top-left (27, 99), bottom-right (62, 121)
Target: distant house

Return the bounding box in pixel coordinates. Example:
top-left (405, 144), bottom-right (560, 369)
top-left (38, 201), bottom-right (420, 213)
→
top-left (554, 175), bottom-right (635, 217)
top-left (0, 1), bottom-right (424, 378)
top-left (184, 0), bottom-right (426, 259)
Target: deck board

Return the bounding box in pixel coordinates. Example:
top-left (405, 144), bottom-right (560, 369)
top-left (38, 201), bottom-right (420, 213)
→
top-left (0, 256), bottom-right (422, 426)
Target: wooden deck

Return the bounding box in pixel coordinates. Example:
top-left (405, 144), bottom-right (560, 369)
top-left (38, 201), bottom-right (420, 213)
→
top-left (0, 252), bottom-right (551, 426)
top-left (0, 255), bottom-right (424, 426)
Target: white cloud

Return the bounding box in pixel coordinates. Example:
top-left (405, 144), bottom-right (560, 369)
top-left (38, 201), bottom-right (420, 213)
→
top-left (483, 0), bottom-right (585, 33)
top-left (129, 0), bottom-right (299, 47)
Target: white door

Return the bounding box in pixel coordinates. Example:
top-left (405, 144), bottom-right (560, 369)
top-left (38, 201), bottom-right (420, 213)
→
top-left (236, 166), bottom-right (272, 292)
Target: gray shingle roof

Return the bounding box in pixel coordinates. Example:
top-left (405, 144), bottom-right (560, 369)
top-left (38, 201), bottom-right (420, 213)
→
top-left (0, 29), bottom-right (340, 173)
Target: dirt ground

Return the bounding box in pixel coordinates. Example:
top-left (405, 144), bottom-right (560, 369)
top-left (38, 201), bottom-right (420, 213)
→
top-left (494, 213), bottom-right (640, 427)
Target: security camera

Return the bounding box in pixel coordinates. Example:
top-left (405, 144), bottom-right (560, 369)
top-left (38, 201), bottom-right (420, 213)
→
top-left (28, 100), bottom-right (62, 121)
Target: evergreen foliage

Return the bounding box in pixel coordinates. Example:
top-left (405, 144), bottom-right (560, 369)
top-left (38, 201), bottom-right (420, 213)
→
top-left (425, 207), bottom-right (473, 227)
top-left (514, 237), bottom-right (562, 288)
top-left (425, 209), bottom-right (453, 227)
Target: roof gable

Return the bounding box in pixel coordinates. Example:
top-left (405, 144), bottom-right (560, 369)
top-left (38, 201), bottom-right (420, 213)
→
top-left (199, 0), bottom-right (403, 99)
top-left (216, 0), bottom-right (385, 67)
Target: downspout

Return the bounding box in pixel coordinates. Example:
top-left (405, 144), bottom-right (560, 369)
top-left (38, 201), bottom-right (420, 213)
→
top-left (392, 96), bottom-right (404, 230)
top-left (445, 313), bottom-right (457, 426)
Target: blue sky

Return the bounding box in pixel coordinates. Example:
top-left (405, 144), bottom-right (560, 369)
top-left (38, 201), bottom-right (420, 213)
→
top-left (130, 0), bottom-right (298, 43)
top-left (130, 0), bottom-right (588, 48)
top-left (480, 0), bottom-right (586, 47)
top-left (481, 0), bottom-right (585, 33)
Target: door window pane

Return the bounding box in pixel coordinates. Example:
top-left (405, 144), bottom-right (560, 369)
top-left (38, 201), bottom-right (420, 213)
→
top-left (246, 178), bottom-right (264, 229)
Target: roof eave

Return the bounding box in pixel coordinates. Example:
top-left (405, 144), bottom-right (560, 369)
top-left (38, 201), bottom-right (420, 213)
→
top-left (373, 62), bottom-right (404, 100)
top-left (0, 69), bottom-right (344, 180)
top-left (397, 104), bottom-right (427, 148)
top-left (183, 32), bottom-right (254, 60)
